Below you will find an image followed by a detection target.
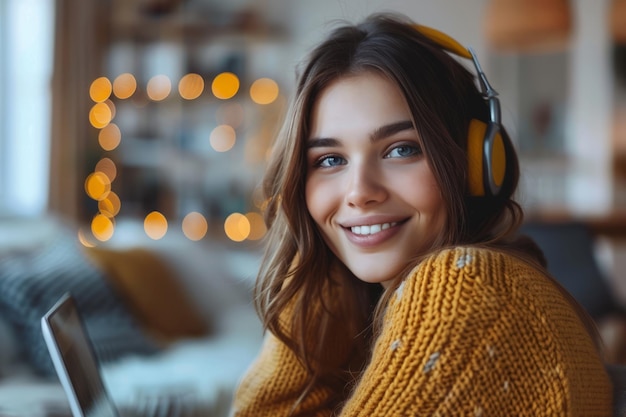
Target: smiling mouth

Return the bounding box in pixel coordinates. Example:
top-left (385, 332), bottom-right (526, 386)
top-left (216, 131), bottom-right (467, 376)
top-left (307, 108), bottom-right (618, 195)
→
top-left (350, 222), bottom-right (399, 236)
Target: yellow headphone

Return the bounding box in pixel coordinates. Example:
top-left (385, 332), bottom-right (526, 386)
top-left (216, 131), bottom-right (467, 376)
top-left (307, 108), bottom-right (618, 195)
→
top-left (414, 25), bottom-right (506, 197)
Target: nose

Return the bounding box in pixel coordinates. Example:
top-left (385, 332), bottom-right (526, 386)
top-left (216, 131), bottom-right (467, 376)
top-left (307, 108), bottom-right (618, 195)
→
top-left (345, 163), bottom-right (387, 208)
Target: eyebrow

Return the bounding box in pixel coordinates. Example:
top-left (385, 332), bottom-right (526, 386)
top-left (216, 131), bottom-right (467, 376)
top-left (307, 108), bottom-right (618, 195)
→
top-left (371, 120), bottom-right (415, 141)
top-left (307, 120), bottom-right (415, 149)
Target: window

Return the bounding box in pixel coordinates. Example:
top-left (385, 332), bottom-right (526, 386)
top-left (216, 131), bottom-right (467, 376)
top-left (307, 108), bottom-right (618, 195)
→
top-left (0, 0), bottom-right (54, 216)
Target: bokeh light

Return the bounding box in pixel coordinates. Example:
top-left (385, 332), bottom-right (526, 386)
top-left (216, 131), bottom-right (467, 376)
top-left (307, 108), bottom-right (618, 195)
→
top-left (245, 212), bottom-right (267, 240)
top-left (182, 212), bottom-right (208, 241)
top-left (77, 228), bottom-right (96, 248)
top-left (90, 77), bottom-right (112, 103)
top-left (252, 187), bottom-right (266, 210)
top-left (91, 214), bottom-right (115, 242)
top-left (105, 99), bottom-right (116, 120)
top-left (113, 73), bottom-right (137, 99)
top-left (216, 102), bottom-right (244, 128)
top-left (85, 172), bottom-right (111, 201)
top-left (95, 157), bottom-right (117, 182)
top-left (209, 125), bottom-right (236, 152)
top-left (178, 73), bottom-right (205, 100)
top-left (250, 78), bottom-right (279, 105)
top-left (146, 75), bottom-right (172, 101)
top-left (144, 211), bottom-right (168, 240)
top-left (224, 212), bottom-right (250, 242)
top-left (98, 123), bottom-right (122, 151)
top-left (89, 102), bottom-right (112, 129)
top-left (98, 191), bottom-right (121, 217)
top-left (211, 72), bottom-right (239, 99)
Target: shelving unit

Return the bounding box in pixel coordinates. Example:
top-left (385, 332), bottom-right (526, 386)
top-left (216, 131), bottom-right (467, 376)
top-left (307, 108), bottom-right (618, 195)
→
top-left (88, 1), bottom-right (290, 233)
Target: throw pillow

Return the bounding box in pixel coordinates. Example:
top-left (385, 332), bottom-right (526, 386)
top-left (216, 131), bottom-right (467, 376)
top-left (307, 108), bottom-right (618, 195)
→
top-left (0, 236), bottom-right (160, 377)
top-left (82, 246), bottom-right (210, 342)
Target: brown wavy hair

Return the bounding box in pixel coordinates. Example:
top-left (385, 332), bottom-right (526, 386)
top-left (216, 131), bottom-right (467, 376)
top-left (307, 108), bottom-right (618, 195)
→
top-left (252, 12), bottom-right (593, 415)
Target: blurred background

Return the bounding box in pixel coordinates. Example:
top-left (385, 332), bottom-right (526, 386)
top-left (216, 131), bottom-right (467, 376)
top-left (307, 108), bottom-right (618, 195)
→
top-left (1, 0), bottom-right (626, 414)
top-left (1, 0), bottom-right (625, 238)
top-left (2, 0), bottom-right (625, 296)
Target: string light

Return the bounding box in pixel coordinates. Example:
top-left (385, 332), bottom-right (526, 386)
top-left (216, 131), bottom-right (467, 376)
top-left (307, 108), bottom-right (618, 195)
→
top-left (89, 102), bottom-right (112, 128)
top-left (146, 75), bottom-right (172, 101)
top-left (245, 211), bottom-right (266, 240)
top-left (98, 123), bottom-right (121, 151)
top-left (179, 73), bottom-right (205, 100)
top-left (212, 72), bottom-right (240, 99)
top-left (113, 73), bottom-right (137, 99)
top-left (210, 124), bottom-right (236, 152)
top-left (85, 172), bottom-right (111, 201)
top-left (250, 78), bottom-right (279, 104)
top-left (95, 157), bottom-right (117, 182)
top-left (144, 211), bottom-right (168, 240)
top-left (224, 213), bottom-right (250, 242)
top-left (90, 77), bottom-right (112, 103)
top-left (86, 69), bottom-right (277, 243)
top-left (182, 212), bottom-right (208, 241)
top-left (98, 191), bottom-right (121, 217)
top-left (91, 214), bottom-right (115, 241)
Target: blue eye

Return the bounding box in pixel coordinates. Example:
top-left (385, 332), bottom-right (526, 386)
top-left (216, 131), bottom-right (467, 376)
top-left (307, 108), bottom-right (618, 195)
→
top-left (385, 144), bottom-right (421, 158)
top-left (316, 155), bottom-right (346, 168)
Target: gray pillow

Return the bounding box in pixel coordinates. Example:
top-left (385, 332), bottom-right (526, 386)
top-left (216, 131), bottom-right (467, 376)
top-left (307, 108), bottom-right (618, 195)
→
top-left (0, 315), bottom-right (19, 376)
top-left (0, 236), bottom-right (160, 377)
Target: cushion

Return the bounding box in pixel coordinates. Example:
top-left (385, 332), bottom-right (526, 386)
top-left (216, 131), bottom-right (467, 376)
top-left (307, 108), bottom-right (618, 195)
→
top-left (0, 315), bottom-right (19, 376)
top-left (519, 221), bottom-right (618, 319)
top-left (82, 246), bottom-right (210, 342)
top-left (607, 364), bottom-right (626, 417)
top-left (0, 236), bottom-right (159, 377)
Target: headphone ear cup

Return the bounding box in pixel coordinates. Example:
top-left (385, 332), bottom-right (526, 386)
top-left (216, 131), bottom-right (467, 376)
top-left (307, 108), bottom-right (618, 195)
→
top-left (467, 119), bottom-right (487, 196)
top-left (467, 119), bottom-right (507, 197)
top-left (490, 130), bottom-right (506, 192)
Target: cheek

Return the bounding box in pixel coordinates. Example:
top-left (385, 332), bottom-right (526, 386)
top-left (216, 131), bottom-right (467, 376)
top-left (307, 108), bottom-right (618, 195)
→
top-left (305, 177), bottom-right (327, 226)
top-left (422, 181), bottom-right (445, 211)
top-left (305, 175), bottom-right (344, 232)
top-left (396, 170), bottom-right (444, 211)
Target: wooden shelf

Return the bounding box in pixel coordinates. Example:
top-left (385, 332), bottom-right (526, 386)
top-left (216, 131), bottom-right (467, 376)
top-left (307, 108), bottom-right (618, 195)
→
top-left (527, 210), bottom-right (626, 239)
top-left (109, 8), bottom-right (287, 44)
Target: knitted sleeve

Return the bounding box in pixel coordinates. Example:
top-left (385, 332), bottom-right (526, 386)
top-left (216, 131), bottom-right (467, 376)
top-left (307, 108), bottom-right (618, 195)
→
top-left (337, 247), bottom-right (612, 417)
top-left (231, 329), bottom-right (333, 417)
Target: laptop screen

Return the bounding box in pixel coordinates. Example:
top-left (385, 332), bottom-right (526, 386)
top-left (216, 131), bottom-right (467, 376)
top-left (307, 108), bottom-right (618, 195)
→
top-left (41, 293), bottom-right (119, 417)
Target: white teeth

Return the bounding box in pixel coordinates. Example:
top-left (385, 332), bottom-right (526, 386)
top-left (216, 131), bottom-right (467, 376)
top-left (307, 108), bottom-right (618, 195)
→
top-left (351, 222), bottom-right (397, 235)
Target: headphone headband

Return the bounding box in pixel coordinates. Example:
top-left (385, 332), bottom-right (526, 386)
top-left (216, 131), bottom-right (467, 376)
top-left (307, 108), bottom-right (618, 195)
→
top-left (413, 25), bottom-right (472, 59)
top-left (413, 24), bottom-right (506, 197)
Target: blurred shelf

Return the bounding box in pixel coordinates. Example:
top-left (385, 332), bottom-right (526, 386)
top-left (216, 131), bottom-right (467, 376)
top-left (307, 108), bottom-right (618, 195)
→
top-left (92, 1), bottom-right (289, 222)
top-left (109, 7), bottom-right (288, 44)
top-left (527, 210), bottom-right (626, 239)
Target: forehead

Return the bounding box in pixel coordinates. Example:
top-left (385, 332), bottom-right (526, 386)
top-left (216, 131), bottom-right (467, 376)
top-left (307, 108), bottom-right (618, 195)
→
top-left (309, 72), bottom-right (411, 137)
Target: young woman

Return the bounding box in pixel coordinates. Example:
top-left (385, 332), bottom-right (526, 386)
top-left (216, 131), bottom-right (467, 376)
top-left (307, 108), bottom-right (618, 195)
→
top-left (230, 13), bottom-right (613, 416)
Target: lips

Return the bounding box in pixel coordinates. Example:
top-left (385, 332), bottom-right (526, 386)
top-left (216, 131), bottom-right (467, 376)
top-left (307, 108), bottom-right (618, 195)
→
top-left (342, 218), bottom-right (408, 247)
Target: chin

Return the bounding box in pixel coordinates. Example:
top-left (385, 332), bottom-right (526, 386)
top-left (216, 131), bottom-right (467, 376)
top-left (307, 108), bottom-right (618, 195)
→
top-left (345, 254), bottom-right (409, 285)
top-left (350, 267), bottom-right (400, 288)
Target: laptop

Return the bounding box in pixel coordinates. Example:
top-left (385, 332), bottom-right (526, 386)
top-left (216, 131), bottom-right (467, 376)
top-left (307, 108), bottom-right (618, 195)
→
top-left (41, 293), bottom-right (180, 417)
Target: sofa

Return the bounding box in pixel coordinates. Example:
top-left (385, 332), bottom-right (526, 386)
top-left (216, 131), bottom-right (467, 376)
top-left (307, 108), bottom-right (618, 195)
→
top-left (4, 215), bottom-right (626, 416)
top-left (0, 215), bottom-right (265, 417)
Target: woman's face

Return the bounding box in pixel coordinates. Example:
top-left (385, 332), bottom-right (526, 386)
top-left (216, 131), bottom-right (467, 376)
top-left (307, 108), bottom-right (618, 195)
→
top-left (305, 72), bottom-right (447, 288)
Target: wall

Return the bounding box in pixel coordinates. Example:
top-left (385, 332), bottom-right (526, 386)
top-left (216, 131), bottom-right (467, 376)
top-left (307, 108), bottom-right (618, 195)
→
top-left (567, 0), bottom-right (613, 215)
top-left (287, 0), bottom-right (488, 71)
top-left (284, 0), bottom-right (616, 216)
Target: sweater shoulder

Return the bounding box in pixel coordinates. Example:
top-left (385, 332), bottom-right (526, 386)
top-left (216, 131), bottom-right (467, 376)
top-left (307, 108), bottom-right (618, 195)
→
top-left (414, 246), bottom-right (549, 293)
top-left (366, 247), bottom-right (612, 417)
top-left (392, 246), bottom-right (564, 318)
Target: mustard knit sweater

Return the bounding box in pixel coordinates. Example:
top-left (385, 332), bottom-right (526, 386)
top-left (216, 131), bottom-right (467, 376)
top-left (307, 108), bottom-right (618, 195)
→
top-left (231, 247), bottom-right (613, 416)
